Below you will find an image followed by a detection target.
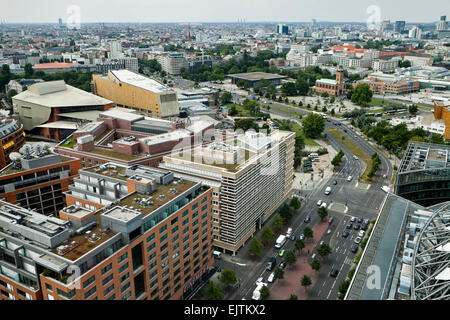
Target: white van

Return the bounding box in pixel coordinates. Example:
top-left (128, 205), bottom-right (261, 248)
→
top-left (212, 251), bottom-right (222, 259)
top-left (267, 272), bottom-right (275, 283)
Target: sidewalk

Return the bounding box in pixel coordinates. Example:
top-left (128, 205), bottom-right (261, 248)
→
top-left (269, 220), bottom-right (329, 300)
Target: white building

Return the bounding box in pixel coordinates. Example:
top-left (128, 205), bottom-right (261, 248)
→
top-left (157, 52), bottom-right (189, 75)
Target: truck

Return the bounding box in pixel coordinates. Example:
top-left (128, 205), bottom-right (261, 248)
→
top-left (252, 282), bottom-right (268, 300)
top-left (275, 235), bottom-right (287, 249)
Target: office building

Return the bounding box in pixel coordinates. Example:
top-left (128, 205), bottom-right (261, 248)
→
top-left (157, 53), bottom-right (189, 76)
top-left (160, 130), bottom-right (295, 255)
top-left (0, 164), bottom-right (213, 300)
top-left (0, 144), bottom-right (81, 216)
top-left (0, 117), bottom-right (26, 170)
top-left (12, 80), bottom-right (113, 140)
top-left (394, 21), bottom-right (406, 33)
top-left (277, 24), bottom-right (289, 35)
top-left (394, 142), bottom-right (450, 207)
top-left (92, 70), bottom-right (179, 118)
top-left (436, 15), bottom-right (448, 31)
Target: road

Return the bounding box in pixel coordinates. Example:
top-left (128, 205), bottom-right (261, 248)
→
top-left (212, 98), bottom-right (393, 300)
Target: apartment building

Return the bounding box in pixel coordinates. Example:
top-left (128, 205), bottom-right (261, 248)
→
top-left (0, 118), bottom-right (26, 170)
top-left (160, 130), bottom-right (295, 255)
top-left (0, 144), bottom-right (81, 216)
top-left (157, 52), bottom-right (189, 76)
top-left (0, 165), bottom-right (213, 300)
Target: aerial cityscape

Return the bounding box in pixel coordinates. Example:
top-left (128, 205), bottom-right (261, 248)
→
top-left (0, 0), bottom-right (449, 305)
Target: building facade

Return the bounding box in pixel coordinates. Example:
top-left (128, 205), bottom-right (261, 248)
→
top-left (314, 66), bottom-right (346, 96)
top-left (0, 118), bottom-right (26, 170)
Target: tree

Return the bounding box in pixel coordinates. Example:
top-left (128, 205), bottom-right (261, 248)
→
top-left (301, 275), bottom-right (312, 292)
top-left (6, 89), bottom-right (17, 104)
top-left (221, 269), bottom-right (237, 288)
top-left (295, 238), bottom-right (305, 254)
top-left (284, 249), bottom-right (297, 266)
top-left (399, 60), bottom-right (411, 68)
top-left (221, 92), bottom-right (233, 104)
top-left (281, 82), bottom-right (298, 96)
top-left (261, 226), bottom-right (275, 244)
top-left (271, 214), bottom-right (284, 232)
top-left (203, 281), bottom-right (224, 300)
top-left (289, 196), bottom-right (301, 210)
top-left (409, 104), bottom-right (418, 115)
top-left (317, 207), bottom-right (328, 221)
top-left (303, 227), bottom-right (314, 241)
top-left (249, 238), bottom-right (264, 257)
top-left (330, 96), bottom-right (335, 104)
top-left (274, 267), bottom-right (284, 282)
top-left (302, 113), bottom-right (326, 138)
top-left (351, 84), bottom-right (373, 107)
top-left (260, 285), bottom-right (270, 300)
top-left (279, 203), bottom-right (294, 221)
top-left (310, 257), bottom-right (321, 273)
top-left (288, 294), bottom-right (298, 300)
top-left (317, 243), bottom-right (332, 259)
top-left (229, 106), bottom-right (238, 116)
top-left (160, 70), bottom-right (167, 78)
top-left (24, 63), bottom-right (34, 78)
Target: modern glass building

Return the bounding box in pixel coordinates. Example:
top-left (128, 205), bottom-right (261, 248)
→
top-left (395, 142), bottom-right (450, 207)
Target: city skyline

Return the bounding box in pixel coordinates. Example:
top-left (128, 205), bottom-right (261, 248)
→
top-left (0, 0), bottom-right (448, 24)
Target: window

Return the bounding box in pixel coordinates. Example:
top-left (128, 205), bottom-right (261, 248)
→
top-left (182, 218), bottom-right (189, 226)
top-left (193, 211), bottom-right (198, 218)
top-left (150, 279), bottom-right (158, 289)
top-left (148, 252), bottom-right (156, 262)
top-left (160, 234), bottom-right (168, 243)
top-left (149, 270), bottom-right (157, 280)
top-left (118, 252), bottom-right (128, 263)
top-left (57, 288), bottom-right (76, 300)
top-left (83, 276), bottom-right (95, 289)
top-left (104, 284), bottom-right (114, 296)
top-left (108, 294), bottom-right (116, 300)
top-left (159, 225), bottom-right (167, 234)
top-left (101, 264), bottom-right (112, 275)
top-left (45, 283), bottom-right (52, 291)
top-left (146, 233), bottom-right (155, 243)
top-left (118, 262), bottom-right (129, 274)
top-left (121, 282), bottom-right (131, 293)
top-left (182, 210), bottom-right (189, 217)
top-left (120, 273), bottom-right (130, 284)
top-left (147, 242), bottom-right (156, 252)
top-left (84, 286), bottom-right (97, 299)
top-left (171, 217), bottom-right (178, 225)
top-left (160, 243), bottom-right (168, 252)
top-left (102, 274), bottom-right (113, 286)
top-left (172, 226), bottom-right (179, 234)
top-left (192, 203), bottom-right (198, 210)
top-left (201, 205), bottom-right (207, 211)
top-left (183, 227), bottom-right (189, 234)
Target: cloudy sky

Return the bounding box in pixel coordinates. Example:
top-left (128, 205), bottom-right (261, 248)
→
top-left (1, 0), bottom-right (448, 23)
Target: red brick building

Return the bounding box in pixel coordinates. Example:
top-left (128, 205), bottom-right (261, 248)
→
top-left (0, 118), bottom-right (25, 170)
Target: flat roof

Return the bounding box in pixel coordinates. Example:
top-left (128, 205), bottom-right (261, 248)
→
top-left (110, 69), bottom-right (175, 94)
top-left (36, 121), bottom-right (78, 129)
top-left (99, 109), bottom-right (144, 122)
top-left (227, 72), bottom-right (288, 81)
top-left (58, 110), bottom-right (103, 122)
top-left (140, 129), bottom-right (191, 146)
top-left (398, 142), bottom-right (450, 173)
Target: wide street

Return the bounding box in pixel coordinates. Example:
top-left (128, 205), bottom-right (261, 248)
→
top-left (212, 97), bottom-right (393, 300)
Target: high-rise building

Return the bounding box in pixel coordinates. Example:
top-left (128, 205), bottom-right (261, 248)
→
top-left (157, 52), bottom-right (189, 76)
top-left (0, 145), bottom-right (81, 216)
top-left (160, 130), bottom-right (295, 255)
top-left (109, 41), bottom-right (123, 60)
top-left (276, 24), bottom-right (289, 35)
top-left (0, 164), bottom-right (213, 300)
top-left (394, 21), bottom-right (406, 33)
top-left (436, 15), bottom-right (448, 31)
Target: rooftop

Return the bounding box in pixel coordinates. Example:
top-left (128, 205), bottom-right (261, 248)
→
top-left (84, 164), bottom-right (128, 181)
top-left (109, 69), bottom-right (175, 94)
top-left (398, 142), bottom-right (450, 173)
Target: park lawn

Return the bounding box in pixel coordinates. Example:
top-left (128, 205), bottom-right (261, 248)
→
top-left (227, 103), bottom-right (253, 117)
top-left (273, 118), bottom-right (320, 147)
top-left (327, 128), bottom-right (373, 184)
top-left (370, 97), bottom-right (387, 106)
top-left (264, 104), bottom-right (305, 119)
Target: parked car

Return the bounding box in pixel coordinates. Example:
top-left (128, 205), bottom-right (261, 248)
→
top-left (353, 155), bottom-right (359, 160)
top-left (342, 231), bottom-right (350, 238)
top-left (328, 217), bottom-right (334, 225)
top-left (350, 216), bottom-right (356, 222)
top-left (330, 269), bottom-right (339, 277)
top-left (363, 219), bottom-right (370, 225)
top-left (317, 200), bottom-right (323, 206)
top-left (278, 249), bottom-right (286, 257)
top-left (256, 277), bottom-right (264, 284)
top-left (354, 224), bottom-right (361, 230)
top-left (357, 217), bottom-right (363, 223)
top-left (347, 176), bottom-right (353, 182)
top-left (326, 228), bottom-right (332, 235)
top-left (290, 235), bottom-right (296, 241)
top-left (266, 257), bottom-right (277, 271)
top-left (304, 216), bottom-right (311, 223)
top-left (346, 223), bottom-right (353, 229)
top-left (361, 223), bottom-right (368, 231)
top-left (332, 180), bottom-right (338, 185)
top-left (299, 234), bottom-right (305, 240)
top-left (351, 244), bottom-right (359, 253)
top-left (279, 261), bottom-right (286, 269)
top-left (358, 230), bottom-right (365, 237)
top-left (320, 202), bottom-right (327, 209)
top-left (286, 228), bottom-right (293, 237)
top-left (354, 237), bottom-right (362, 244)
top-left (267, 272), bottom-right (275, 283)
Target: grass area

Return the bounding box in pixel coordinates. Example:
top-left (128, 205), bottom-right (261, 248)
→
top-left (88, 148), bottom-right (142, 161)
top-left (62, 136), bottom-right (76, 148)
top-left (391, 169), bottom-right (398, 185)
top-left (364, 108), bottom-right (385, 114)
top-left (263, 103), bottom-right (304, 119)
top-left (418, 106), bottom-right (431, 111)
top-left (272, 118), bottom-right (320, 147)
top-left (327, 128), bottom-right (373, 184)
top-left (370, 97), bottom-right (388, 106)
top-left (226, 103), bottom-right (254, 117)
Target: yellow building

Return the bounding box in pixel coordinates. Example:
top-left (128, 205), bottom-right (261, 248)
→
top-left (433, 102), bottom-right (450, 140)
top-left (92, 69), bottom-right (179, 118)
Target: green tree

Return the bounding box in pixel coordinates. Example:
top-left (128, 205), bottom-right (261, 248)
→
top-left (330, 96), bottom-right (335, 103)
top-left (249, 238), bottom-right (264, 257)
top-left (310, 257), bottom-right (321, 273)
top-left (281, 82), bottom-right (298, 96)
top-left (203, 281), bottom-right (224, 300)
top-left (294, 238), bottom-right (305, 254)
top-left (160, 70), bottom-right (167, 78)
top-left (284, 249), bottom-right (297, 266)
top-left (279, 204), bottom-right (294, 221)
top-left (409, 104), bottom-right (418, 115)
top-left (317, 207), bottom-right (328, 221)
top-left (288, 294), bottom-right (298, 300)
top-left (221, 269), bottom-right (237, 288)
top-left (302, 113), bottom-right (326, 138)
top-left (303, 227), bottom-right (314, 241)
top-left (229, 105), bottom-right (238, 116)
top-left (274, 267), bottom-right (284, 282)
top-left (351, 84), bottom-right (373, 107)
top-left (271, 214), bottom-right (284, 231)
top-left (317, 243), bottom-right (332, 259)
top-left (338, 279), bottom-right (351, 299)
top-left (24, 63), bottom-right (34, 78)
top-left (260, 285), bottom-right (270, 300)
top-left (290, 196), bottom-right (301, 210)
top-left (6, 89), bottom-right (17, 104)
top-left (301, 275), bottom-right (312, 292)
top-left (221, 92), bottom-right (233, 104)
top-left (261, 226), bottom-right (275, 244)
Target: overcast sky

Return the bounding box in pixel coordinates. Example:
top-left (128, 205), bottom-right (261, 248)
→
top-left (1, 0), bottom-right (448, 24)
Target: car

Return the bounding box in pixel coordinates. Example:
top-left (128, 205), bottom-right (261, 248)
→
top-left (267, 272), bottom-right (275, 283)
top-left (346, 223), bottom-right (353, 229)
top-left (353, 155), bottom-right (359, 160)
top-left (299, 234), bottom-right (305, 240)
top-left (342, 231), bottom-right (350, 238)
top-left (304, 216), bottom-right (311, 223)
top-left (279, 261), bottom-right (286, 269)
top-left (330, 269), bottom-right (339, 277)
top-left (332, 180), bottom-right (338, 185)
top-left (347, 175), bottom-right (353, 182)
top-left (354, 224), bottom-right (360, 230)
top-left (351, 244), bottom-right (359, 253)
top-left (279, 249), bottom-right (286, 257)
top-left (328, 217), bottom-right (334, 225)
top-left (266, 257), bottom-right (277, 271)
top-left (290, 235), bottom-right (296, 241)
top-left (383, 174), bottom-right (387, 178)
top-left (326, 228), bottom-right (332, 235)
top-left (317, 200), bottom-right (323, 206)
top-left (286, 228), bottom-right (293, 237)
top-left (320, 202), bottom-right (327, 208)
top-left (358, 230), bottom-right (365, 237)
top-left (354, 237), bottom-right (362, 244)
top-left (361, 223), bottom-right (368, 231)
top-left (363, 219), bottom-right (370, 225)
top-left (357, 217), bottom-right (363, 223)
top-left (350, 217), bottom-right (356, 222)
top-left (256, 277), bottom-right (264, 284)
